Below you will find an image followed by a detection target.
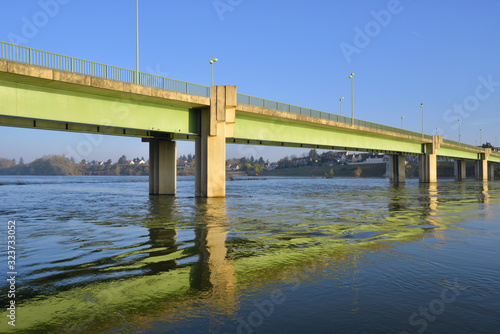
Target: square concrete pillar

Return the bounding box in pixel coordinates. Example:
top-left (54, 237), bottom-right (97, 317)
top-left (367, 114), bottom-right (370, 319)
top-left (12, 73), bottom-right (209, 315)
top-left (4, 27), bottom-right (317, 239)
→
top-left (388, 154), bottom-right (406, 183)
top-left (454, 159), bottom-right (466, 181)
top-left (149, 139), bottom-right (176, 195)
top-left (475, 159), bottom-right (488, 181)
top-left (419, 153), bottom-right (437, 183)
top-left (195, 109), bottom-right (226, 197)
top-left (419, 136), bottom-right (441, 183)
top-left (195, 86), bottom-right (236, 198)
top-left (488, 163), bottom-right (495, 181)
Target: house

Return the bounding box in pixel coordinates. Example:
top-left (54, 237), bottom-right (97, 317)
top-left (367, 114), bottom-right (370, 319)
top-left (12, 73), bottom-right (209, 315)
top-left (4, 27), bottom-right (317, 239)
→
top-left (364, 153), bottom-right (386, 164)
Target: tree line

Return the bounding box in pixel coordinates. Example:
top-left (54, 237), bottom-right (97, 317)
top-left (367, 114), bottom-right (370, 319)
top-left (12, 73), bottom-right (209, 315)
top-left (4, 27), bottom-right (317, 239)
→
top-left (0, 155), bottom-right (148, 176)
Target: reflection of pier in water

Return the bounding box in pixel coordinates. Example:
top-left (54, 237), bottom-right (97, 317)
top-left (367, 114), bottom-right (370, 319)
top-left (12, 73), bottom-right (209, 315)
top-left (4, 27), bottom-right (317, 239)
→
top-left (147, 196), bottom-right (237, 315)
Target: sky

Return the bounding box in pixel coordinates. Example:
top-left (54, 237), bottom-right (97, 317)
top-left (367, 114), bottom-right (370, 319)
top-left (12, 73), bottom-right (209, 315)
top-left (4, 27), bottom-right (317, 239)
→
top-left (1, 0), bottom-right (499, 163)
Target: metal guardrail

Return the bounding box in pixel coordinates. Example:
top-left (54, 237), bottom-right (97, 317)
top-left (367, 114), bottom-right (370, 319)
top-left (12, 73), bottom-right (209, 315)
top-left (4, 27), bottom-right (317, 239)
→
top-left (442, 138), bottom-right (481, 150)
top-left (0, 41), bottom-right (209, 98)
top-left (237, 93), bottom-right (437, 140)
top-left (0, 41), bottom-right (487, 152)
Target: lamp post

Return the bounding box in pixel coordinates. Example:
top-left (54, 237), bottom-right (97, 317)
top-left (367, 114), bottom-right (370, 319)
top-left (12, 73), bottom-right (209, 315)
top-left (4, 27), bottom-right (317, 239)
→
top-left (458, 119), bottom-right (461, 145)
top-left (480, 129), bottom-right (482, 147)
top-left (420, 103), bottom-right (424, 137)
top-left (339, 97), bottom-right (344, 116)
top-left (401, 116), bottom-right (404, 129)
top-left (136, 0), bottom-right (139, 84)
top-left (348, 73), bottom-right (354, 125)
top-left (210, 58), bottom-right (218, 86)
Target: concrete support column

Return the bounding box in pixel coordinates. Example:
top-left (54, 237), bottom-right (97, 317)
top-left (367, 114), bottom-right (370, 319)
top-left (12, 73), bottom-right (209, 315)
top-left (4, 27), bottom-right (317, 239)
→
top-left (475, 159), bottom-right (488, 181)
top-left (475, 149), bottom-right (491, 181)
top-left (195, 86), bottom-right (236, 198)
top-left (488, 163), bottom-right (495, 181)
top-left (388, 154), bottom-right (406, 183)
top-left (149, 139), bottom-right (176, 195)
top-left (454, 159), bottom-right (466, 181)
top-left (419, 135), bottom-right (442, 183)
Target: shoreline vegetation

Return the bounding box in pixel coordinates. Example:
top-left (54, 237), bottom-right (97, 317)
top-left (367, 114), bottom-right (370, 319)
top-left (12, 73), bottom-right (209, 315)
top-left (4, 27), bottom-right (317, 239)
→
top-left (0, 154), bottom-right (498, 180)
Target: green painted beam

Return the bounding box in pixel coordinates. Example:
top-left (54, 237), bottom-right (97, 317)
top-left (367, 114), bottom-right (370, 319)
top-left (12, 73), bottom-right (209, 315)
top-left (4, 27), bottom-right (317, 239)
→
top-left (233, 111), bottom-right (424, 154)
top-left (0, 79), bottom-right (199, 135)
top-left (438, 147), bottom-right (481, 160)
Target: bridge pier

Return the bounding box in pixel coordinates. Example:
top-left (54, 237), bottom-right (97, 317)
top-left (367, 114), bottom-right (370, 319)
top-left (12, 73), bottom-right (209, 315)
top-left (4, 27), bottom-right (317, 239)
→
top-left (388, 154), bottom-right (406, 183)
top-left (149, 139), bottom-right (177, 195)
top-left (454, 159), bottom-right (466, 181)
top-left (488, 163), bottom-right (495, 181)
top-left (419, 135), bottom-right (442, 183)
top-left (475, 149), bottom-right (491, 181)
top-left (195, 86), bottom-right (236, 198)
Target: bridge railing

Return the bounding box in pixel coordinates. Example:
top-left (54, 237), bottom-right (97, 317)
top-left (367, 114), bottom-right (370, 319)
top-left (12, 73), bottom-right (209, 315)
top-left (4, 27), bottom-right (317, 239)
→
top-left (0, 41), bottom-right (209, 98)
top-left (237, 93), bottom-right (435, 140)
top-left (442, 138), bottom-right (483, 150)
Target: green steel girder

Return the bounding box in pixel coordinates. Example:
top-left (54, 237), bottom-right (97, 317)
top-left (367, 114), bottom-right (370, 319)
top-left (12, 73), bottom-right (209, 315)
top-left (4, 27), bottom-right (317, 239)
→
top-left (0, 79), bottom-right (200, 136)
top-left (438, 147), bottom-right (482, 161)
top-left (233, 111), bottom-right (424, 154)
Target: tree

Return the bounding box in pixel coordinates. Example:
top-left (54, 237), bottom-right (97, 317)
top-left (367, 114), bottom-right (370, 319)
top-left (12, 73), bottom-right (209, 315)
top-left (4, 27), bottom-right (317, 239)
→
top-left (19, 157), bottom-right (24, 165)
top-left (254, 164), bottom-right (263, 173)
top-left (117, 155), bottom-right (128, 165)
top-left (308, 149), bottom-right (319, 163)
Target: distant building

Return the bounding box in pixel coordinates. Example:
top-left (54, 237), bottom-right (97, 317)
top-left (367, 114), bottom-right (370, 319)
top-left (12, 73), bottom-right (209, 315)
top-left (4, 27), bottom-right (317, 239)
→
top-left (365, 153), bottom-right (386, 164)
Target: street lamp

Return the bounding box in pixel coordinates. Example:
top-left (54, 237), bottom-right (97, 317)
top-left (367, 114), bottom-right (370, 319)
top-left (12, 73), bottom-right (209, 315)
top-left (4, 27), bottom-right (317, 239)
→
top-left (420, 103), bottom-right (424, 137)
top-left (136, 0), bottom-right (139, 84)
top-left (339, 97), bottom-right (344, 116)
top-left (480, 129), bottom-right (482, 147)
top-left (457, 119), bottom-right (461, 145)
top-left (348, 73), bottom-right (354, 125)
top-left (210, 58), bottom-right (218, 86)
top-left (401, 116), bottom-right (404, 129)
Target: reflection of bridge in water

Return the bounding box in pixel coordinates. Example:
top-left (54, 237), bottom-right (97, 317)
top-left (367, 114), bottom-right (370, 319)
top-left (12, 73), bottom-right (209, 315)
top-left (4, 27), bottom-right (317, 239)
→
top-left (1, 41), bottom-right (499, 198)
top-left (4, 181), bottom-right (497, 333)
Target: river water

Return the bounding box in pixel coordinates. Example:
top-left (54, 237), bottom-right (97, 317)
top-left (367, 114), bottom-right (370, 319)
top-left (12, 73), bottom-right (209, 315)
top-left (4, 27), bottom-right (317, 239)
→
top-left (0, 175), bottom-right (499, 334)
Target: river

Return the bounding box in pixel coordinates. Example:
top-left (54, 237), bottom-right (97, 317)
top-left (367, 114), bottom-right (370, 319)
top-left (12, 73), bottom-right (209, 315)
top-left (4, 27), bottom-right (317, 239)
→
top-left (0, 176), bottom-right (499, 333)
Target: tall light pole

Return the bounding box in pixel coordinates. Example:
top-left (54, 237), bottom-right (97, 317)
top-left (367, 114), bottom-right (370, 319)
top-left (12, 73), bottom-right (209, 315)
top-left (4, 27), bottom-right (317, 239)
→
top-left (480, 129), bottom-right (482, 147)
top-left (136, 0), bottom-right (139, 84)
top-left (348, 73), bottom-right (354, 125)
top-left (339, 97), bottom-right (344, 116)
top-left (458, 119), bottom-right (461, 145)
top-left (420, 103), bottom-right (424, 137)
top-left (210, 58), bottom-right (218, 86)
top-left (401, 116), bottom-right (404, 129)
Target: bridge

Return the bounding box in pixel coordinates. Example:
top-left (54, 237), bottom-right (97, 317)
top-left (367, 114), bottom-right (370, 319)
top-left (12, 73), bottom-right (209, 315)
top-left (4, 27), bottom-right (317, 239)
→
top-left (1, 41), bottom-right (499, 197)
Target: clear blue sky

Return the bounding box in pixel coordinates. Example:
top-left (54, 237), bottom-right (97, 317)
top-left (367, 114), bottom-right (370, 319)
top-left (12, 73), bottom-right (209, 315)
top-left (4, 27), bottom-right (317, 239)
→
top-left (1, 0), bottom-right (499, 162)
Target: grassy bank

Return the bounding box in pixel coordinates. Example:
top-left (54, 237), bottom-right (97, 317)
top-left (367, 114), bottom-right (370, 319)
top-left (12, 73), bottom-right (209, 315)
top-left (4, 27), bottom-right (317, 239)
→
top-left (259, 163), bottom-right (386, 178)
